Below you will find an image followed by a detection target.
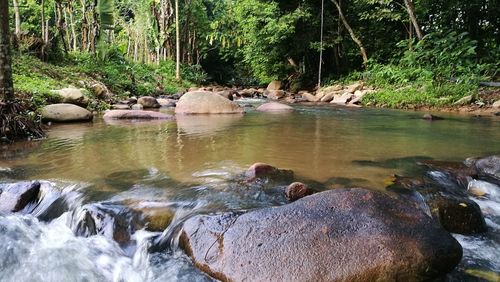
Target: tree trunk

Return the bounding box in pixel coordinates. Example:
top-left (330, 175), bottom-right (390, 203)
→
top-left (81, 0), bottom-right (88, 52)
top-left (175, 0), bottom-right (181, 80)
top-left (403, 0), bottom-right (424, 40)
top-left (68, 5), bottom-right (77, 51)
top-left (41, 0), bottom-right (46, 42)
top-left (331, 0), bottom-right (368, 65)
top-left (0, 0), bottom-right (14, 101)
top-left (12, 0), bottom-right (21, 38)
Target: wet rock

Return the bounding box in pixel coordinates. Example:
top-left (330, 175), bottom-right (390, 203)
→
top-left (419, 160), bottom-right (476, 188)
top-left (52, 87), bottom-right (89, 106)
top-left (138, 96), bottom-right (161, 108)
top-left (389, 173), bottom-right (488, 235)
top-left (467, 179), bottom-right (499, 200)
top-left (175, 91), bottom-right (244, 114)
top-left (426, 191), bottom-right (487, 234)
top-left (128, 201), bottom-right (174, 232)
top-left (422, 114), bottom-right (444, 121)
top-left (103, 110), bottom-right (174, 120)
top-left (266, 80), bottom-right (282, 91)
top-left (41, 104), bottom-right (93, 122)
top-left (284, 182), bottom-right (312, 201)
top-left (256, 102), bottom-right (293, 112)
top-left (180, 188), bottom-right (462, 282)
top-left (0, 181), bottom-right (41, 213)
top-left (72, 203), bottom-right (142, 245)
top-left (466, 155), bottom-right (500, 181)
top-left (244, 163), bottom-right (293, 181)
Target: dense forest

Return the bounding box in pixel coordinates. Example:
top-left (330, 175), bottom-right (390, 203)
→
top-left (1, 0), bottom-right (500, 140)
top-left (9, 0), bottom-right (500, 81)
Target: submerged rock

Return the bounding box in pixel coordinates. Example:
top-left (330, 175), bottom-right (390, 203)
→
top-left (422, 114), bottom-right (444, 121)
top-left (0, 181), bottom-right (41, 213)
top-left (256, 102), bottom-right (293, 112)
top-left (103, 110), bottom-right (174, 120)
top-left (175, 91), bottom-right (244, 114)
top-left (127, 201), bottom-right (174, 232)
top-left (41, 104), bottom-right (93, 122)
top-left (244, 163), bottom-right (294, 182)
top-left (284, 182), bottom-right (312, 201)
top-left (180, 188), bottom-right (462, 282)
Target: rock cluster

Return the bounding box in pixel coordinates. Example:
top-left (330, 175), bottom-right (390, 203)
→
top-left (301, 82), bottom-right (376, 106)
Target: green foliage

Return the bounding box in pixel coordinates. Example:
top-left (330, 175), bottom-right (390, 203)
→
top-left (12, 53), bottom-right (204, 110)
top-left (397, 31), bottom-right (487, 83)
top-left (358, 32), bottom-right (485, 108)
top-left (98, 0), bottom-right (115, 30)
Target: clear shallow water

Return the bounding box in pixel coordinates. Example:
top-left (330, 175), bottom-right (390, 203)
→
top-left (0, 104), bottom-right (499, 281)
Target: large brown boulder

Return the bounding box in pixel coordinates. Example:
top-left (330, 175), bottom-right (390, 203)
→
top-left (180, 188), bottom-right (462, 282)
top-left (41, 104), bottom-right (93, 122)
top-left (103, 110), bottom-right (174, 120)
top-left (266, 80), bottom-right (282, 91)
top-left (175, 91), bottom-right (244, 114)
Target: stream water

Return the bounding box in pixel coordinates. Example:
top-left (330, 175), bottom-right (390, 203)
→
top-left (0, 103), bottom-right (499, 281)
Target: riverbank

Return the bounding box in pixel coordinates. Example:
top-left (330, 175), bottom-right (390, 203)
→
top-left (11, 54), bottom-right (500, 124)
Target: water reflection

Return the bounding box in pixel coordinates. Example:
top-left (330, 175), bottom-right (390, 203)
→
top-left (176, 114), bottom-right (243, 136)
top-left (0, 107), bottom-right (499, 188)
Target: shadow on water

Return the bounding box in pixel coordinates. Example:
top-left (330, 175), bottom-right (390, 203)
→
top-left (352, 156), bottom-right (434, 176)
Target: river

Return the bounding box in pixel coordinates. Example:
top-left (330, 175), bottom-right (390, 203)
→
top-left (0, 103), bottom-right (499, 281)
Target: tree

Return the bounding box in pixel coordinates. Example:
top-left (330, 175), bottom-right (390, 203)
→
top-left (175, 0), bottom-right (180, 80)
top-left (331, 0), bottom-right (368, 65)
top-left (403, 0), bottom-right (423, 40)
top-left (1, 0), bottom-right (43, 142)
top-left (12, 0), bottom-right (21, 38)
top-left (0, 0), bottom-right (13, 101)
